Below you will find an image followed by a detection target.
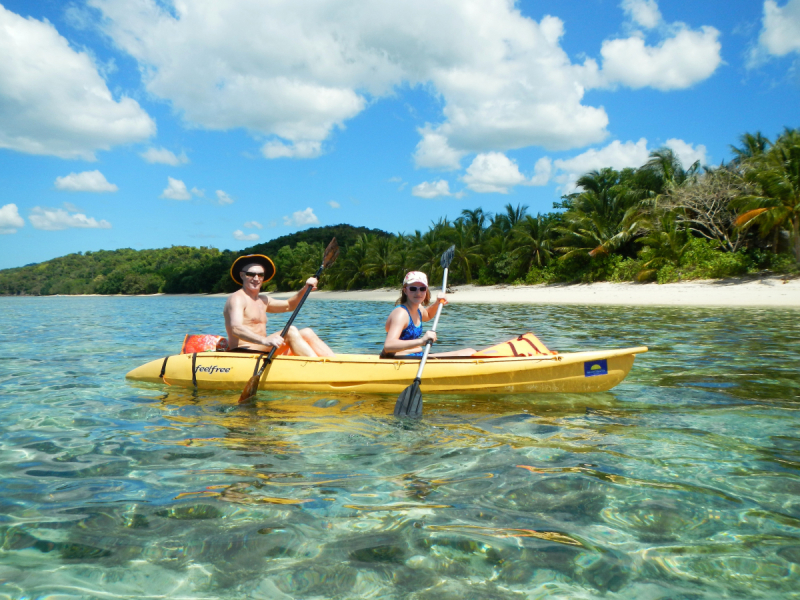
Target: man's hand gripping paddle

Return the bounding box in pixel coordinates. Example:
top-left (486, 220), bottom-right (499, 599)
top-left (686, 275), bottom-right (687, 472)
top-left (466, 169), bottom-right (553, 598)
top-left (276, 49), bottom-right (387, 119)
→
top-left (238, 238), bottom-right (339, 404)
top-left (393, 244), bottom-right (455, 418)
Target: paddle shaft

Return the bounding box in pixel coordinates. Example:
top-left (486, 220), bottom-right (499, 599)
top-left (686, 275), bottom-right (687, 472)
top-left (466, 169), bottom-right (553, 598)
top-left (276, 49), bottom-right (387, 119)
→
top-left (411, 265), bottom-right (449, 382)
top-left (257, 263), bottom-right (323, 375)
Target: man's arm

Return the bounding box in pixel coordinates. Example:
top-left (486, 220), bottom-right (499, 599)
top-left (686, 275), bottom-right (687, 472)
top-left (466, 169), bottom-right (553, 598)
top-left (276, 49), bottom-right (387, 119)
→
top-left (224, 294), bottom-right (284, 348)
top-left (265, 277), bottom-right (318, 314)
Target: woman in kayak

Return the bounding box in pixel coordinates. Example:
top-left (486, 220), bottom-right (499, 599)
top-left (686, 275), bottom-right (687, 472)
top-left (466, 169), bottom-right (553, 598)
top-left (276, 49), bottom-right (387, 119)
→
top-left (382, 271), bottom-right (476, 358)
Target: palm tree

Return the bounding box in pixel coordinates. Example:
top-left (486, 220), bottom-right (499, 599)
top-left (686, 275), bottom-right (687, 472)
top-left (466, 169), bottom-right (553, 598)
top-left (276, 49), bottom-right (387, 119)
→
top-left (329, 233), bottom-right (374, 289)
top-left (556, 168), bottom-right (641, 258)
top-left (730, 131), bottom-right (771, 164)
top-left (389, 233), bottom-right (415, 282)
top-left (411, 228), bottom-right (449, 282)
top-left (458, 207), bottom-right (491, 247)
top-left (735, 128), bottom-right (800, 263)
top-left (449, 221), bottom-right (485, 283)
top-left (491, 203), bottom-right (528, 235)
top-left (635, 211), bottom-right (692, 281)
top-left (512, 214), bottom-right (555, 270)
top-left (642, 148), bottom-right (700, 192)
top-left (363, 235), bottom-right (394, 283)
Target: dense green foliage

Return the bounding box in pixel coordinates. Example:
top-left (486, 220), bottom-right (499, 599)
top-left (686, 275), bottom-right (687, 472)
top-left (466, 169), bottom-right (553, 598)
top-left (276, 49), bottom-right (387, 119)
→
top-left (2, 128), bottom-right (797, 296)
top-left (0, 225), bottom-right (386, 295)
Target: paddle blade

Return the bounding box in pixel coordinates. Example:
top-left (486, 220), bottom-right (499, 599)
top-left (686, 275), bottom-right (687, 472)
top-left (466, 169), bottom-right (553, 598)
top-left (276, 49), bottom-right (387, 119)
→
top-left (322, 237), bottom-right (340, 268)
top-left (441, 245), bottom-right (455, 270)
top-left (237, 374), bottom-right (261, 404)
top-left (394, 380), bottom-right (422, 418)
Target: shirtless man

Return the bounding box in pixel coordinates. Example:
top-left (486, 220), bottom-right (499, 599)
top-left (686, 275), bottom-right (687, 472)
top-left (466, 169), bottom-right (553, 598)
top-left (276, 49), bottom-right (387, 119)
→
top-left (223, 254), bottom-right (334, 357)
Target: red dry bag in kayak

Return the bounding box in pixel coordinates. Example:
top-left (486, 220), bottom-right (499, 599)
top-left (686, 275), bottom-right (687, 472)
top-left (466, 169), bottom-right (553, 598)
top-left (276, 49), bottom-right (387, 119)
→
top-left (472, 333), bottom-right (556, 357)
top-left (180, 334), bottom-right (229, 354)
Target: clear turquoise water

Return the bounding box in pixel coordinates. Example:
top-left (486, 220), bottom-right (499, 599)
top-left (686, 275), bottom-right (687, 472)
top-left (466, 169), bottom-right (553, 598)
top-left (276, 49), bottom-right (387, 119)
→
top-left (1, 296), bottom-right (799, 599)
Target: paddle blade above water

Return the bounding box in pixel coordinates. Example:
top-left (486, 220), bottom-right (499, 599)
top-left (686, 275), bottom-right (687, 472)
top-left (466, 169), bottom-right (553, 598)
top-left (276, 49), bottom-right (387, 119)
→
top-left (322, 237), bottom-right (339, 269)
top-left (441, 245), bottom-right (455, 270)
top-left (394, 380), bottom-right (422, 418)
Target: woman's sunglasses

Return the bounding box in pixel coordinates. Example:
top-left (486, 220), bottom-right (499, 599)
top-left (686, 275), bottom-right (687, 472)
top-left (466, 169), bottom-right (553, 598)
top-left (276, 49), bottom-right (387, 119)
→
top-left (243, 271), bottom-right (265, 279)
top-left (407, 286), bottom-right (427, 292)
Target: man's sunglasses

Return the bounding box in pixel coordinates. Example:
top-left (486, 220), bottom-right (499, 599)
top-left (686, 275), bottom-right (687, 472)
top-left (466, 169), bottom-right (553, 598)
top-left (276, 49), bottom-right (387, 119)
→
top-left (407, 286), bottom-right (427, 292)
top-left (243, 271), bottom-right (265, 279)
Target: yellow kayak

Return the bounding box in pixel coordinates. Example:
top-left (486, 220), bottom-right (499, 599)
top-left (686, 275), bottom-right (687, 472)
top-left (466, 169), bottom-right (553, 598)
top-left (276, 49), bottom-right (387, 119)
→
top-left (126, 346), bottom-right (647, 394)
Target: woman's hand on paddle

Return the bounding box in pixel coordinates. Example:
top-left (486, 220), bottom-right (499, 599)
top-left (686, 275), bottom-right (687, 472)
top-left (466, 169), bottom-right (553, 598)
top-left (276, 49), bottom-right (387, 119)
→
top-left (436, 293), bottom-right (448, 306)
top-left (263, 333), bottom-right (284, 349)
top-left (422, 330), bottom-right (437, 345)
top-left (305, 277), bottom-right (319, 291)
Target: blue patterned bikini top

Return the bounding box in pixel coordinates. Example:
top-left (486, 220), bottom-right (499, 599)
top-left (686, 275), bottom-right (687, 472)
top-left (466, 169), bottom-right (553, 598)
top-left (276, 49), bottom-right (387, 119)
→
top-left (399, 305), bottom-right (423, 341)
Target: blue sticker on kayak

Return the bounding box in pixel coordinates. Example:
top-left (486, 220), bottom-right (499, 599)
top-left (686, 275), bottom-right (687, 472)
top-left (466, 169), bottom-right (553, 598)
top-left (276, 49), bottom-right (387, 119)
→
top-left (584, 359), bottom-right (608, 377)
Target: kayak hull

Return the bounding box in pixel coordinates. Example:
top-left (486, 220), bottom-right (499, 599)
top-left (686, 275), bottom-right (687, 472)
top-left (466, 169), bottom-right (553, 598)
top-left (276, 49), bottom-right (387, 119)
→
top-left (125, 347), bottom-right (647, 394)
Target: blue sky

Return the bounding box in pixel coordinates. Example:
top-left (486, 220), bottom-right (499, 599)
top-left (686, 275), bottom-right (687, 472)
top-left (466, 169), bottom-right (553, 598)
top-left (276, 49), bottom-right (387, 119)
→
top-left (0, 0), bottom-right (798, 270)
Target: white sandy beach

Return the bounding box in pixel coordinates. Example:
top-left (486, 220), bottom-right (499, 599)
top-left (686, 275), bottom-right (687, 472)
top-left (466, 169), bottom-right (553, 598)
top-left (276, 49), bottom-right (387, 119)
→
top-left (37, 274), bottom-right (798, 307)
top-left (271, 275), bottom-right (800, 308)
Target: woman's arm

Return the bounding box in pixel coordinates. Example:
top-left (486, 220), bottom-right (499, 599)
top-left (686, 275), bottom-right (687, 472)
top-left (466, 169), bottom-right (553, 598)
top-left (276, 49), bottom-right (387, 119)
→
top-left (383, 307), bottom-right (436, 353)
top-left (420, 294), bottom-right (447, 322)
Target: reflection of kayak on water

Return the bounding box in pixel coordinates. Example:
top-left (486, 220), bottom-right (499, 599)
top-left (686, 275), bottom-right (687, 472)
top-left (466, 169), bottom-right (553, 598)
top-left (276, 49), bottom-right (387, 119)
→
top-left (126, 333), bottom-right (648, 394)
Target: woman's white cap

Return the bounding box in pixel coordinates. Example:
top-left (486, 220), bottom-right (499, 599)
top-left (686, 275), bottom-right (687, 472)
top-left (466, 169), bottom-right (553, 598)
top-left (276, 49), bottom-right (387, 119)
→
top-left (403, 271), bottom-right (428, 286)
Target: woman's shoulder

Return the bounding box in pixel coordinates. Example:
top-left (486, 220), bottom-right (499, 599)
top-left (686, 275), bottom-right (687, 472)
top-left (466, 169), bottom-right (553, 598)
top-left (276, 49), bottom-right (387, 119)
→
top-left (388, 304), bottom-right (412, 319)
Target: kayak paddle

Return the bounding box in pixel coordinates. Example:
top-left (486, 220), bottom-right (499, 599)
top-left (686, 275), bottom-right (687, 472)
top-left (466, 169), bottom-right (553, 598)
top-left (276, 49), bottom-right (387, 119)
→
top-left (393, 244), bottom-right (455, 418)
top-left (238, 237), bottom-right (339, 404)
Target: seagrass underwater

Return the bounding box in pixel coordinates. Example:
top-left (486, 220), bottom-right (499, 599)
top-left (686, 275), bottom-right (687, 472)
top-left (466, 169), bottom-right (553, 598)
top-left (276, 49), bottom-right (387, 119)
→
top-left (1, 295), bottom-right (799, 598)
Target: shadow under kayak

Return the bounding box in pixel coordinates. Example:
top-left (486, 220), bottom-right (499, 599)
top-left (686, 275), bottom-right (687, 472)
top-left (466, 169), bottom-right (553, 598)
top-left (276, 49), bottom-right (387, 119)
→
top-left (126, 347), bottom-right (648, 395)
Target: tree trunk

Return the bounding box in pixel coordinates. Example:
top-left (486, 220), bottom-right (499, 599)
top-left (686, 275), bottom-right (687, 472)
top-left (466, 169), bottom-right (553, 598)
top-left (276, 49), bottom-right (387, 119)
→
top-left (794, 214), bottom-right (800, 265)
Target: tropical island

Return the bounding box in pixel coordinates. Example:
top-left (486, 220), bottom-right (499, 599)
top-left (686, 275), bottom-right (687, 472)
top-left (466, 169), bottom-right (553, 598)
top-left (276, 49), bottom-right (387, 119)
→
top-left (1, 128), bottom-right (798, 298)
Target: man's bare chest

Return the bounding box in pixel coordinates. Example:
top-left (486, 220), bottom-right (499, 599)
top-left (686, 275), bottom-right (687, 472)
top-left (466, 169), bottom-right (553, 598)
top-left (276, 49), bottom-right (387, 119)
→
top-left (242, 300), bottom-right (267, 325)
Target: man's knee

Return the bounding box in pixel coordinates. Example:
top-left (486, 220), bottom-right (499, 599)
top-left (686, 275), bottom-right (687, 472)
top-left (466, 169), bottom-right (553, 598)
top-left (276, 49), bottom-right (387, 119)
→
top-left (286, 325), bottom-right (301, 339)
top-left (299, 327), bottom-right (317, 339)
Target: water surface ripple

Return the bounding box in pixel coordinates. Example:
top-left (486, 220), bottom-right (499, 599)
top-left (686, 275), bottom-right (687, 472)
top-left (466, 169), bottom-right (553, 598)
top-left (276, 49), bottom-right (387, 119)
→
top-left (1, 296), bottom-right (799, 599)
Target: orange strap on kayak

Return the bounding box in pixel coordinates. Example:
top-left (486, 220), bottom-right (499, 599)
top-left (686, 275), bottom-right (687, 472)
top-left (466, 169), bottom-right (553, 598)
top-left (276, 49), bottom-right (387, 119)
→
top-left (181, 334), bottom-right (229, 354)
top-left (472, 333), bottom-right (556, 357)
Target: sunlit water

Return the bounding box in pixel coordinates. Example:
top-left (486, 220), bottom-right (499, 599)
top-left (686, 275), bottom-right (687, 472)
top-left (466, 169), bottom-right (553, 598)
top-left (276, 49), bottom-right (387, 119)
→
top-left (1, 296), bottom-right (799, 599)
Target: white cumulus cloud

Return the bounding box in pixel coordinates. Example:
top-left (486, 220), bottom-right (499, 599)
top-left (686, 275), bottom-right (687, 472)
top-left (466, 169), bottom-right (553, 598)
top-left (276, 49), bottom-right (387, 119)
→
top-left (600, 26), bottom-right (721, 90)
top-left (54, 170), bottom-right (118, 193)
top-left (0, 5), bottom-right (154, 160)
top-left (262, 140), bottom-right (323, 160)
top-left (530, 157), bottom-right (553, 186)
top-left (412, 180), bottom-right (452, 199)
top-left (233, 229), bottom-right (259, 241)
top-left (244, 221), bottom-right (263, 229)
top-left (216, 190), bottom-right (234, 205)
top-left (0, 203), bottom-right (25, 234)
top-left (413, 128), bottom-right (465, 170)
top-left (553, 138), bottom-right (651, 192)
top-left (140, 147), bottom-right (189, 165)
top-left (283, 207), bottom-right (319, 227)
top-left (621, 0), bottom-right (662, 29)
top-left (462, 153), bottom-right (528, 194)
top-left (757, 0), bottom-right (800, 58)
top-left (88, 0), bottom-right (610, 159)
top-left (327, 201), bottom-right (340, 208)
top-left (29, 207), bottom-right (111, 230)
top-left (665, 138), bottom-right (707, 169)
top-left (160, 177), bottom-right (196, 200)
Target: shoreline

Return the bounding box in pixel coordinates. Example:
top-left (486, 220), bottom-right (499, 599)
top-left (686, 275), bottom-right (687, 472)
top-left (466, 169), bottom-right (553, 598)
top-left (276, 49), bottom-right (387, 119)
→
top-left (4, 274), bottom-right (799, 308)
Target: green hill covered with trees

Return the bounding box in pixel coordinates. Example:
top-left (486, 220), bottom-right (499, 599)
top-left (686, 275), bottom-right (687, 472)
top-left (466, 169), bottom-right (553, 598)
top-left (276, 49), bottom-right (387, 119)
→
top-left (0, 224), bottom-right (388, 296)
top-left (1, 127), bottom-right (798, 296)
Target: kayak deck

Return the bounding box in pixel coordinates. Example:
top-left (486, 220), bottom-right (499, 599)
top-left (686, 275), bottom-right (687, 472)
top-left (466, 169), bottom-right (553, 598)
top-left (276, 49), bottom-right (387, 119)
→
top-left (126, 347), bottom-right (648, 394)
